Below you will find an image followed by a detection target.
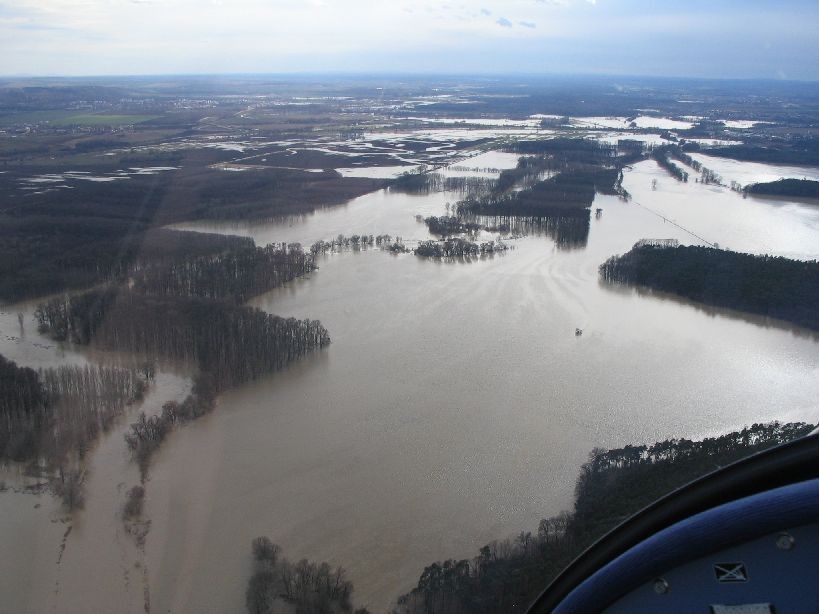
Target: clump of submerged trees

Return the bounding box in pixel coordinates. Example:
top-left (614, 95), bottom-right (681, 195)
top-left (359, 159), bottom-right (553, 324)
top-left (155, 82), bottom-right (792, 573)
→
top-left (423, 216), bottom-right (484, 236)
top-left (651, 147), bottom-right (689, 182)
top-left (34, 286), bottom-right (330, 475)
top-left (415, 238), bottom-right (509, 259)
top-left (0, 353), bottom-right (148, 507)
top-left (310, 235), bottom-right (377, 254)
top-left (124, 376), bottom-right (218, 475)
top-left (0, 354), bottom-right (148, 466)
top-left (744, 178), bottom-right (819, 199)
top-left (599, 243), bottom-right (819, 330)
top-left (132, 243), bottom-right (315, 303)
top-left (390, 172), bottom-right (495, 196)
top-left (245, 536), bottom-right (361, 614)
top-left (36, 289), bottom-right (330, 391)
top-left (397, 421), bottom-right (814, 613)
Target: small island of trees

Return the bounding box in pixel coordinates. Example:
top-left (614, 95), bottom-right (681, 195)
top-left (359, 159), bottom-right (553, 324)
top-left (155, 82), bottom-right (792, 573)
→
top-left (744, 178), bottom-right (819, 199)
top-left (599, 243), bottom-right (819, 331)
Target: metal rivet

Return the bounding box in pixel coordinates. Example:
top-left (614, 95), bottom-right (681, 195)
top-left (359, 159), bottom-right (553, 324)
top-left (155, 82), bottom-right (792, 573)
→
top-left (653, 578), bottom-right (669, 594)
top-left (776, 532), bottom-right (795, 550)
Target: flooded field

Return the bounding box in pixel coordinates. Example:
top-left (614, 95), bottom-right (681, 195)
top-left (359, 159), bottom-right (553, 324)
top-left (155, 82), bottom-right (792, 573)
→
top-left (1, 146), bottom-right (818, 613)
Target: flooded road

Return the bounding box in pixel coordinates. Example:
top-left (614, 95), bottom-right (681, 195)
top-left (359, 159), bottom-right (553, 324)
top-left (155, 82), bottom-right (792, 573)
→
top-left (1, 151), bottom-right (818, 613)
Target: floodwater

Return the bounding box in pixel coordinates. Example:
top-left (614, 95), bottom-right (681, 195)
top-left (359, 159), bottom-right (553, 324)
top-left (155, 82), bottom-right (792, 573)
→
top-left (1, 151), bottom-right (818, 613)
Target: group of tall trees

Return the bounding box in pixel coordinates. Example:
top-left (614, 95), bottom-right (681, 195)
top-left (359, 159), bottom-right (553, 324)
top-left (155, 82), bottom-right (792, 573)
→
top-left (599, 244), bottom-right (819, 330)
top-left (414, 238), bottom-right (508, 259)
top-left (397, 421), bottom-right (814, 613)
top-left (701, 136), bottom-right (819, 166)
top-left (0, 217), bottom-right (253, 302)
top-left (423, 216), bottom-right (484, 237)
top-left (460, 167), bottom-right (622, 218)
top-left (35, 289), bottom-right (330, 390)
top-left (245, 536), bottom-right (361, 614)
top-left (34, 284), bottom-right (330, 475)
top-left (744, 178), bottom-right (819, 199)
top-left (0, 353), bottom-right (148, 507)
top-left (132, 242), bottom-right (316, 303)
top-left (651, 147), bottom-right (689, 182)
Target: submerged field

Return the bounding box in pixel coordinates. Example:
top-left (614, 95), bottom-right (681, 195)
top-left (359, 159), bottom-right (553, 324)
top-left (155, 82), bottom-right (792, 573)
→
top-left (1, 77), bottom-right (818, 613)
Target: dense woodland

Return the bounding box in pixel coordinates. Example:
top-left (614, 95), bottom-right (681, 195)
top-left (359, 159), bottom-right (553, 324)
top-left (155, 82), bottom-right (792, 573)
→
top-left (702, 136), bottom-right (819, 166)
top-left (0, 220), bottom-right (252, 302)
top-left (0, 353), bottom-right (148, 507)
top-left (131, 242), bottom-right (315, 303)
top-left (0, 155), bottom-right (380, 301)
top-left (599, 244), bottom-right (819, 331)
top-left (35, 289), bottom-right (330, 389)
top-left (390, 172), bottom-right (496, 196)
top-left (397, 421), bottom-right (814, 614)
top-left (744, 178), bottom-right (819, 199)
top-left (34, 287), bottom-right (329, 474)
top-left (0, 354), bottom-right (147, 465)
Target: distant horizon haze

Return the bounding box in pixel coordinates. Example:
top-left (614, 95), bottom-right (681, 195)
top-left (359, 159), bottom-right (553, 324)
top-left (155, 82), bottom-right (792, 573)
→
top-left (1, 0), bottom-right (818, 80)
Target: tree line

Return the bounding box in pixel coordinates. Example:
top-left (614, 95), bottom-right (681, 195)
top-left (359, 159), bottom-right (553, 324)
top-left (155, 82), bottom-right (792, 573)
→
top-left (1, 354), bottom-right (148, 466)
top-left (131, 242), bottom-right (315, 303)
top-left (34, 287), bottom-right (330, 475)
top-left (599, 244), bottom-right (819, 330)
top-left (35, 288), bottom-right (330, 390)
top-left (415, 238), bottom-right (509, 259)
top-left (397, 421), bottom-right (814, 614)
top-left (650, 146), bottom-right (689, 182)
top-left (0, 353), bottom-right (148, 508)
top-left (0, 213), bottom-right (253, 302)
top-left (460, 167), bottom-right (621, 218)
top-left (744, 178), bottom-right (819, 199)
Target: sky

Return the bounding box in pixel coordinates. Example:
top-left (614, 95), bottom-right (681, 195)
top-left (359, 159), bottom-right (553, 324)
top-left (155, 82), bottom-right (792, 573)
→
top-left (1, 0), bottom-right (818, 80)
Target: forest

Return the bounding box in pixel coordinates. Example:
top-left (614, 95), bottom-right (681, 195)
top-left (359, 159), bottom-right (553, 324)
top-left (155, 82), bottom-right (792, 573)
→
top-left (35, 289), bottom-right (330, 390)
top-left (0, 354), bottom-right (148, 466)
top-left (34, 286), bottom-right (329, 475)
top-left (744, 178), bottom-right (819, 199)
top-left (0, 353), bottom-right (148, 507)
top-left (131, 242), bottom-right (316, 303)
top-left (599, 244), bottom-right (819, 331)
top-left (0, 153), bottom-right (380, 301)
top-left (390, 173), bottom-right (495, 196)
top-left (702, 136), bottom-right (819, 166)
top-left (397, 421), bottom-right (814, 614)
top-left (0, 217), bottom-right (253, 302)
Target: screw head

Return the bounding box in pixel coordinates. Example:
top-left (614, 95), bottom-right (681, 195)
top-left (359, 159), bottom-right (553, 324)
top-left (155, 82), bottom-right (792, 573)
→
top-left (776, 532), bottom-right (795, 550)
top-left (653, 578), bottom-right (669, 594)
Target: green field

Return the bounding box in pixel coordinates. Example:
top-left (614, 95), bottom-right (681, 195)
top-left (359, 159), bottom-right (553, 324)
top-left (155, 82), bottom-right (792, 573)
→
top-left (0, 110), bottom-right (161, 126)
top-left (51, 113), bottom-right (162, 126)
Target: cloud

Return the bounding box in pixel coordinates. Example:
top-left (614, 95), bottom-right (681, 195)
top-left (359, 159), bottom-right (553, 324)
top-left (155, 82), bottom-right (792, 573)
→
top-left (480, 8), bottom-right (491, 16)
top-left (519, 21), bottom-right (536, 28)
top-left (496, 16), bottom-right (512, 27)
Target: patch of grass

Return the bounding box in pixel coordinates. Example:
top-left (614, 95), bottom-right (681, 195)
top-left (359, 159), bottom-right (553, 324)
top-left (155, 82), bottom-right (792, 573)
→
top-left (52, 114), bottom-right (162, 126)
top-left (0, 111), bottom-right (161, 126)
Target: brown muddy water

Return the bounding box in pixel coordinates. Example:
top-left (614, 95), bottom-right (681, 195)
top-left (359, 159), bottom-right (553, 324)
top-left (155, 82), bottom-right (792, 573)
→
top-left (1, 151), bottom-right (817, 613)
